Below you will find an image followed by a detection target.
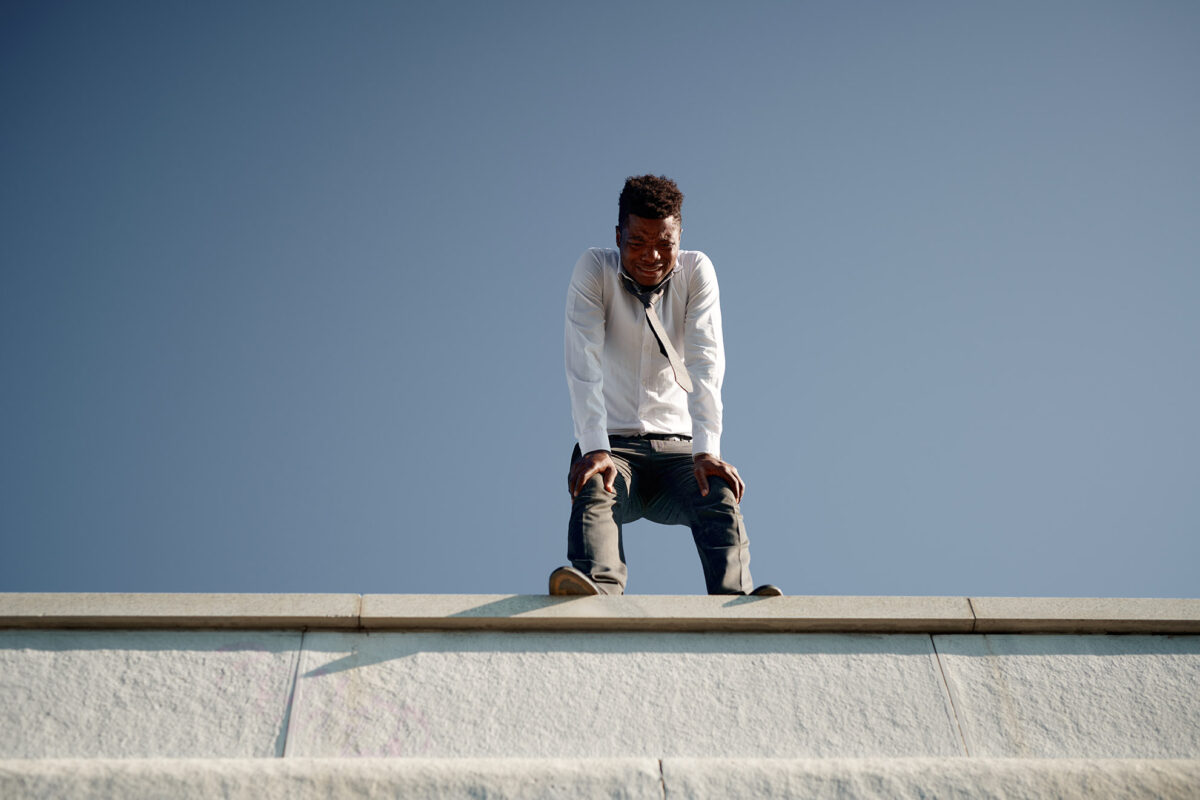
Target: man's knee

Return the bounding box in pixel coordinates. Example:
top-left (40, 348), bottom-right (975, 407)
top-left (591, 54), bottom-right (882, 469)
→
top-left (689, 477), bottom-right (745, 545)
top-left (697, 477), bottom-right (739, 509)
top-left (573, 476), bottom-right (631, 524)
top-left (575, 474), bottom-right (619, 504)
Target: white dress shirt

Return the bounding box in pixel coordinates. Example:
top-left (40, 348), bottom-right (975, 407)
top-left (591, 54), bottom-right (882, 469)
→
top-left (565, 247), bottom-right (725, 458)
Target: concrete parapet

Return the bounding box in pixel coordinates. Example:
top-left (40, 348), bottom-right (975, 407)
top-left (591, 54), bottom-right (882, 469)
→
top-left (5, 593), bottom-right (1198, 633)
top-left (3, 594), bottom-right (1199, 798)
top-left (3, 626), bottom-right (1199, 761)
top-left (0, 630), bottom-right (301, 758)
top-left (361, 593), bottom-right (976, 632)
top-left (969, 596), bottom-right (1200, 634)
top-left (934, 634), bottom-right (1200, 758)
top-left (285, 631), bottom-right (962, 758)
top-left (0, 593), bottom-right (361, 630)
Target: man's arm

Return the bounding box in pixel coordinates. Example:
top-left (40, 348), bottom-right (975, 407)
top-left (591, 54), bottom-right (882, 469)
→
top-left (684, 254), bottom-right (745, 502)
top-left (565, 251), bottom-right (615, 496)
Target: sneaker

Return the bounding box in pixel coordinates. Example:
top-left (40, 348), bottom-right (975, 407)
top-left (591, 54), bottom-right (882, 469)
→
top-left (750, 584), bottom-right (784, 597)
top-left (549, 565), bottom-right (601, 596)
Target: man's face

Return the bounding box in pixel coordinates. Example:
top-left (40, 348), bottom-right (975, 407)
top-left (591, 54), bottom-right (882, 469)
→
top-left (616, 214), bottom-right (681, 287)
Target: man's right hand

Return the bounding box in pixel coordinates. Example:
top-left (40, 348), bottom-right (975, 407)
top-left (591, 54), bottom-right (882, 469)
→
top-left (568, 450), bottom-right (617, 498)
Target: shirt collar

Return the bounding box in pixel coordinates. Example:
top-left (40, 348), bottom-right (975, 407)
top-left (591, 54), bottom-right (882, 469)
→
top-left (618, 264), bottom-right (676, 299)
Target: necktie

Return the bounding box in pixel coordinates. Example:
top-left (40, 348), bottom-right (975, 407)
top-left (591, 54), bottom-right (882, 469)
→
top-left (619, 270), bottom-right (694, 393)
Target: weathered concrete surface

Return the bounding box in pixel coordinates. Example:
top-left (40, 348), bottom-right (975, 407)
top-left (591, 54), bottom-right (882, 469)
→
top-left (3, 591), bottom-right (1200, 800)
top-left (0, 593), bottom-right (361, 629)
top-left (5, 593), bottom-right (1200, 633)
top-left (5, 622), bottom-right (1199, 762)
top-left (662, 758), bottom-right (1200, 799)
top-left (0, 631), bottom-right (300, 757)
top-left (934, 634), bottom-right (1200, 757)
top-left (0, 758), bottom-right (663, 800)
top-left (970, 597), bottom-right (1200, 633)
top-left (285, 631), bottom-right (962, 758)
top-left (361, 594), bottom-right (975, 632)
top-left (2, 758), bottom-right (1197, 799)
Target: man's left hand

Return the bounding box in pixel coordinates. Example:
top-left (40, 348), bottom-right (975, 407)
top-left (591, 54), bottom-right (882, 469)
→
top-left (693, 452), bottom-right (745, 502)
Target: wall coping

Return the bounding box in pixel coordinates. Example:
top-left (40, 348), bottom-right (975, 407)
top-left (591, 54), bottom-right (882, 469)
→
top-left (2, 593), bottom-right (1198, 634)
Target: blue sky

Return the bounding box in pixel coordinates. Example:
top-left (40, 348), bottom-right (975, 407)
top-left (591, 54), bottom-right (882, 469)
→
top-left (2, 1), bottom-right (1198, 597)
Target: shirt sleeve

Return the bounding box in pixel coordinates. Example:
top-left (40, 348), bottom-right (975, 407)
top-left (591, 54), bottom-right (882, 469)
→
top-left (564, 250), bottom-right (610, 454)
top-left (684, 253), bottom-right (725, 458)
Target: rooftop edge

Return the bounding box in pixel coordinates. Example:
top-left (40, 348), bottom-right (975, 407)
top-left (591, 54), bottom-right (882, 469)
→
top-left (1, 594), bottom-right (1198, 634)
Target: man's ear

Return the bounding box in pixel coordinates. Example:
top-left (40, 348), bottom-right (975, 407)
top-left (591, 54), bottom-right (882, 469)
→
top-left (614, 224), bottom-right (622, 248)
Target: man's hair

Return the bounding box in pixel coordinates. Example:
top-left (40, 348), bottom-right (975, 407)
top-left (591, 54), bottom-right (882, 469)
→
top-left (618, 174), bottom-right (683, 229)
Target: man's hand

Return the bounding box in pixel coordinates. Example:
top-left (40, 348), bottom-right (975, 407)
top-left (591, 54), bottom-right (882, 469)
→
top-left (568, 450), bottom-right (618, 498)
top-left (693, 452), bottom-right (745, 502)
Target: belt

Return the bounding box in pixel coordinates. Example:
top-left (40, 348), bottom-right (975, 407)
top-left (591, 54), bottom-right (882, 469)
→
top-left (611, 433), bottom-right (692, 442)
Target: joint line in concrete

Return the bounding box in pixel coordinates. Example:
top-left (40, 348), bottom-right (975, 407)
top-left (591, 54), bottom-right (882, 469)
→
top-left (966, 596), bottom-right (978, 633)
top-left (658, 757), bottom-right (666, 799)
top-left (930, 635), bottom-right (971, 757)
top-left (279, 629), bottom-right (306, 758)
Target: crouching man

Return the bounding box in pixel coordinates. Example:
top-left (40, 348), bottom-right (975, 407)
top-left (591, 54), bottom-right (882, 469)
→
top-left (551, 174), bottom-right (781, 597)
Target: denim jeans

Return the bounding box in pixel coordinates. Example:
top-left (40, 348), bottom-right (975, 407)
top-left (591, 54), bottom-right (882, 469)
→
top-left (567, 435), bottom-right (753, 595)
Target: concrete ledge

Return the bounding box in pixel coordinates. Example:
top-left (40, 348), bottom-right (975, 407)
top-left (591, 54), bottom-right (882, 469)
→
top-left (2, 758), bottom-right (1198, 800)
top-left (1, 594), bottom-right (1198, 633)
top-left (0, 594), bottom-right (361, 630)
top-left (360, 594), bottom-right (976, 632)
top-left (970, 597), bottom-right (1200, 634)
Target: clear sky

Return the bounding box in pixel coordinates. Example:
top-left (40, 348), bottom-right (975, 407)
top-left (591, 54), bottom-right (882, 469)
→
top-left (2, 1), bottom-right (1198, 597)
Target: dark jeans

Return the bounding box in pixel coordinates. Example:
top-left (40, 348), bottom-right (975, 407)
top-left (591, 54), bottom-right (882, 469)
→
top-left (567, 436), bottom-right (753, 595)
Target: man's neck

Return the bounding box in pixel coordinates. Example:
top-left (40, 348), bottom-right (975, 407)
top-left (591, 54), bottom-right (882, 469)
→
top-left (619, 266), bottom-right (674, 298)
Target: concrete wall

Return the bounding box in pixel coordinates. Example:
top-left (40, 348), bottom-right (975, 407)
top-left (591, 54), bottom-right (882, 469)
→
top-left (2, 594), bottom-right (1198, 798)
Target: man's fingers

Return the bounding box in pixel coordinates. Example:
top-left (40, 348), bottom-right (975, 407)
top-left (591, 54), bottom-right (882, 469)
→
top-left (571, 463), bottom-right (598, 497)
top-left (693, 456), bottom-right (746, 502)
top-left (603, 463), bottom-right (617, 494)
top-left (570, 455), bottom-right (617, 497)
top-left (714, 469), bottom-right (741, 502)
top-left (728, 466), bottom-right (745, 502)
top-left (568, 463), bottom-right (586, 496)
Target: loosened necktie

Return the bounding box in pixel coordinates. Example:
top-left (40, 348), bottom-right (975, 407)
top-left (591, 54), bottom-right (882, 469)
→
top-left (619, 270), bottom-right (694, 393)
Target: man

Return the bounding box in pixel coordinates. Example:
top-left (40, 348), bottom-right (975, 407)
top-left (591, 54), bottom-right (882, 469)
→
top-left (551, 174), bottom-right (781, 597)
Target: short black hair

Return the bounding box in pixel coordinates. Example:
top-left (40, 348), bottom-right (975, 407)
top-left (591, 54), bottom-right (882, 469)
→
top-left (618, 174), bottom-right (683, 229)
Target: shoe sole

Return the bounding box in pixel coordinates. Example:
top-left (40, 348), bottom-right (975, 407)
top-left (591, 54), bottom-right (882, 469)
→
top-left (549, 568), bottom-right (600, 596)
